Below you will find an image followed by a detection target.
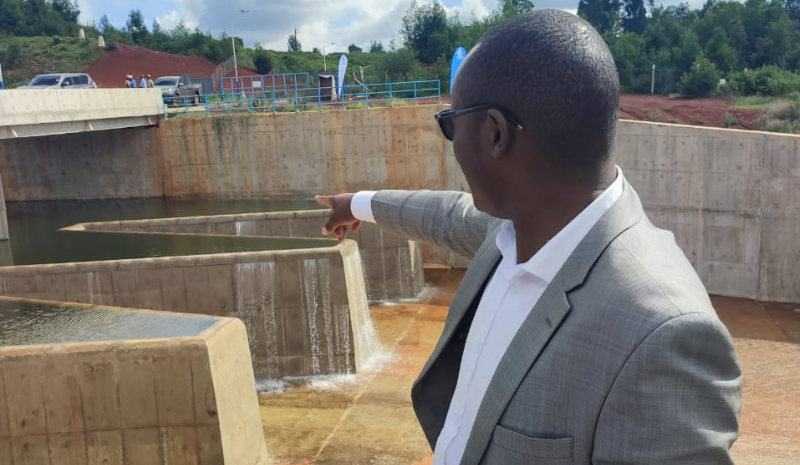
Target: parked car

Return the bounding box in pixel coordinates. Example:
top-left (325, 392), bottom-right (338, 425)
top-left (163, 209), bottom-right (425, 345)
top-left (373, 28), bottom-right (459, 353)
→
top-left (18, 73), bottom-right (97, 89)
top-left (154, 74), bottom-right (204, 105)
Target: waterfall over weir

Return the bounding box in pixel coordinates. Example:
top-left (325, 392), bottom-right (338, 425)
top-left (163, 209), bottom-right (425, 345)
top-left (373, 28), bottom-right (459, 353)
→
top-left (229, 242), bottom-right (380, 380)
top-left (235, 262), bottom-right (280, 377)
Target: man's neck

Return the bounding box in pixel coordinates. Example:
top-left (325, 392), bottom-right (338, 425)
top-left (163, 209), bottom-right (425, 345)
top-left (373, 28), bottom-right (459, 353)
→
top-left (510, 167), bottom-right (617, 264)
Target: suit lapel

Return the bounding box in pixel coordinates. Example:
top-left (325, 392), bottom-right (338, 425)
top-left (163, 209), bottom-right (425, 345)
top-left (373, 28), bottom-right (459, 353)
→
top-left (459, 280), bottom-right (571, 465)
top-left (415, 231), bottom-right (502, 383)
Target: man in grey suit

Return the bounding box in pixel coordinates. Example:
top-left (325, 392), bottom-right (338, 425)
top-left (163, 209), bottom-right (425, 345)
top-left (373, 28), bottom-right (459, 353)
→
top-left (316, 9), bottom-right (741, 465)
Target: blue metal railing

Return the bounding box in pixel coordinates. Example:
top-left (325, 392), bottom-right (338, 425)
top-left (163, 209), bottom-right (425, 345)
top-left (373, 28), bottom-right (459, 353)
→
top-left (163, 80), bottom-right (441, 118)
top-left (218, 72), bottom-right (311, 95)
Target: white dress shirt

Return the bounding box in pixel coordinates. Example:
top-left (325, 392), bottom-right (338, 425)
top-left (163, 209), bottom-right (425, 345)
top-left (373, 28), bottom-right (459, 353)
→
top-left (350, 167), bottom-right (624, 465)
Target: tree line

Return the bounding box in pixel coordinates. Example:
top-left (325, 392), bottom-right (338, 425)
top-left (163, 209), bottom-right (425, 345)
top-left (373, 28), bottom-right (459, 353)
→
top-left (2, 0), bottom-right (800, 97)
top-left (396, 0), bottom-right (800, 97)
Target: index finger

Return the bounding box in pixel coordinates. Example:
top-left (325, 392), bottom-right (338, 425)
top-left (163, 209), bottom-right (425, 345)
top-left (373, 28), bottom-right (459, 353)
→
top-left (314, 195), bottom-right (333, 209)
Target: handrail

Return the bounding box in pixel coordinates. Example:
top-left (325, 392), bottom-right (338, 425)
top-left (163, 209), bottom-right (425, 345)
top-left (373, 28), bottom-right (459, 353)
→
top-left (163, 79), bottom-right (441, 118)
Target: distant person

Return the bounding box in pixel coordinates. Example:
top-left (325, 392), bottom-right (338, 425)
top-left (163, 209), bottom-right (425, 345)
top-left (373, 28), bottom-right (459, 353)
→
top-left (316, 9), bottom-right (741, 464)
top-left (124, 75), bottom-right (132, 88)
top-left (139, 74), bottom-right (147, 89)
top-left (129, 75), bottom-right (137, 88)
top-left (147, 74), bottom-right (154, 88)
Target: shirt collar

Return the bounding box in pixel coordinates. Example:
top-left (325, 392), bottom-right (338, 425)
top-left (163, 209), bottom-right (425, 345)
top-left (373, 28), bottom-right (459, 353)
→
top-left (495, 166), bottom-right (625, 283)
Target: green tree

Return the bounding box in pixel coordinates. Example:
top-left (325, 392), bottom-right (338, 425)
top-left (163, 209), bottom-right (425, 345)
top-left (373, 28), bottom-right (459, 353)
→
top-left (704, 26), bottom-right (738, 73)
top-left (0, 38), bottom-right (22, 68)
top-left (253, 49), bottom-right (273, 74)
top-left (500, 0), bottom-right (535, 17)
top-left (622, 0), bottom-right (648, 34)
top-left (287, 32), bottom-right (302, 52)
top-left (578, 0), bottom-right (622, 33)
top-left (51, 0), bottom-right (79, 23)
top-left (786, 0), bottom-right (800, 22)
top-left (348, 43), bottom-right (362, 53)
top-left (607, 32), bottom-right (650, 92)
top-left (401, 0), bottom-right (452, 64)
top-left (678, 55), bottom-right (721, 96)
top-left (752, 14), bottom-right (799, 68)
top-left (379, 47), bottom-right (417, 81)
top-left (369, 40), bottom-right (385, 53)
top-left (0, 0), bottom-right (26, 35)
top-left (98, 14), bottom-right (114, 33)
top-left (126, 9), bottom-right (149, 46)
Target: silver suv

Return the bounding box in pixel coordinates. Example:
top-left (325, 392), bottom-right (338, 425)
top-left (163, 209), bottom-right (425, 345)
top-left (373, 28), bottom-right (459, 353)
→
top-left (18, 73), bottom-right (97, 89)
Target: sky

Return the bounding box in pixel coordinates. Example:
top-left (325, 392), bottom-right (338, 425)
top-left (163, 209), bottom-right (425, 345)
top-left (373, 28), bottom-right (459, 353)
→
top-left (76, 0), bottom-right (714, 53)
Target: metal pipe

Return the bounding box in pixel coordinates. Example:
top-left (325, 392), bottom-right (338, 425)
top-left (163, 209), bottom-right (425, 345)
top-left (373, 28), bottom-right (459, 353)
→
top-left (651, 64), bottom-right (656, 95)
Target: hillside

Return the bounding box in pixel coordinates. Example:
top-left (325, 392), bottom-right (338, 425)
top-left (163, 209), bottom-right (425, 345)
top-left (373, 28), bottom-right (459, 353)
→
top-left (0, 36), bottom-right (104, 88)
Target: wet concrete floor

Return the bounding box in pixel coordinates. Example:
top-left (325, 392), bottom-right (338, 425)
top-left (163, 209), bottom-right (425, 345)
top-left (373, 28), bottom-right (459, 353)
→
top-left (259, 269), bottom-right (800, 465)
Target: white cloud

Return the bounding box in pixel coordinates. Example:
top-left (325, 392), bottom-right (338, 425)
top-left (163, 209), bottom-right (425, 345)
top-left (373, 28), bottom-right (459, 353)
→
top-left (77, 0), bottom-right (94, 25)
top-left (228, 0), bottom-right (414, 52)
top-left (80, 0), bottom-right (722, 54)
top-left (156, 0), bottom-right (200, 30)
top-left (156, 11), bottom-right (199, 30)
top-left (443, 0), bottom-right (492, 22)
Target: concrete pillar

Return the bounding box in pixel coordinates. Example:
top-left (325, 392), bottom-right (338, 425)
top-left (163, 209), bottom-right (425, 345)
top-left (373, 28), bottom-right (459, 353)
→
top-left (0, 169), bottom-right (8, 240)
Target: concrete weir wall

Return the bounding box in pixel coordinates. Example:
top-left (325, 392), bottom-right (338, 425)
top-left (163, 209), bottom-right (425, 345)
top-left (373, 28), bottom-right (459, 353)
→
top-left (79, 210), bottom-right (425, 302)
top-left (0, 241), bottom-right (376, 379)
top-left (0, 298), bottom-right (268, 465)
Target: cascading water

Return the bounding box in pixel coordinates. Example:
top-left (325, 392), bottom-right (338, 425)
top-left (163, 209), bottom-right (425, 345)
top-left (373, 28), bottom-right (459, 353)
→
top-left (87, 271), bottom-right (103, 304)
top-left (377, 229), bottom-right (388, 301)
top-left (317, 259), bottom-right (336, 373)
top-left (236, 220), bottom-right (257, 236)
top-left (235, 261), bottom-right (279, 376)
top-left (341, 249), bottom-right (383, 371)
top-left (397, 250), bottom-right (411, 298)
top-left (302, 259), bottom-right (322, 374)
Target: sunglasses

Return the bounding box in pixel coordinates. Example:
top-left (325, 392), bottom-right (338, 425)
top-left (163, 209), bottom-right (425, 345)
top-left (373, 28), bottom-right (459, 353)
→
top-left (434, 104), bottom-right (524, 141)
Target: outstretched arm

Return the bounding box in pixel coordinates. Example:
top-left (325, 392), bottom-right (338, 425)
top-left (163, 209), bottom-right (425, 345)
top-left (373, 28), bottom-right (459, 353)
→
top-left (369, 190), bottom-right (501, 259)
top-left (316, 190), bottom-right (501, 259)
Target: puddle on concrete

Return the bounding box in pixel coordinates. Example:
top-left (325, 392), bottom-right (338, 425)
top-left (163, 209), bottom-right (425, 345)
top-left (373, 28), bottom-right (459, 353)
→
top-left (0, 299), bottom-right (217, 346)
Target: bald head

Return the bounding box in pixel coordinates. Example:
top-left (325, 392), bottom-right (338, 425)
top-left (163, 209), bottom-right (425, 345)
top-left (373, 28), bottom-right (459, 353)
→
top-left (454, 10), bottom-right (620, 177)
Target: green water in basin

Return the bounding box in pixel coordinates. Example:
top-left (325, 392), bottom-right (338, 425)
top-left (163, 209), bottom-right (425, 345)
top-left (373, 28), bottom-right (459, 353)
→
top-left (1, 197), bottom-right (330, 266)
top-left (0, 298), bottom-right (218, 346)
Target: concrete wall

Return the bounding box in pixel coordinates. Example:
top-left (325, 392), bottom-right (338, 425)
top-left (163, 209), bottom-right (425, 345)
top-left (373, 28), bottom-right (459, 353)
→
top-left (0, 127), bottom-right (164, 201)
top-left (441, 121), bottom-right (800, 303)
top-left (159, 107), bottom-right (447, 198)
top-left (2, 106), bottom-right (800, 302)
top-left (615, 121), bottom-right (800, 303)
top-left (0, 89), bottom-right (163, 139)
top-left (0, 241), bottom-right (377, 379)
top-left (76, 209), bottom-right (426, 302)
top-left (0, 299), bottom-right (268, 464)
top-left (0, 106), bottom-right (445, 201)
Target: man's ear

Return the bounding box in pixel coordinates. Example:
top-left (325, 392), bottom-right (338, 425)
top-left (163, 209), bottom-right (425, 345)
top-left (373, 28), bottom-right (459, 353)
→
top-left (487, 108), bottom-right (511, 160)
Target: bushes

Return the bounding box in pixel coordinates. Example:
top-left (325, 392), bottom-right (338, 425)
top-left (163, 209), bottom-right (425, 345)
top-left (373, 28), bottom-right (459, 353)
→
top-left (0, 39), bottom-right (23, 67)
top-left (758, 93), bottom-right (800, 134)
top-left (724, 66), bottom-right (800, 96)
top-left (678, 56), bottom-right (721, 98)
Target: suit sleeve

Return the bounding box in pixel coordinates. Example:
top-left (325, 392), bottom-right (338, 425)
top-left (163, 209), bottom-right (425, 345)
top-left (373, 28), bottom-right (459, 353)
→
top-left (593, 312), bottom-right (742, 465)
top-left (370, 190), bottom-right (501, 259)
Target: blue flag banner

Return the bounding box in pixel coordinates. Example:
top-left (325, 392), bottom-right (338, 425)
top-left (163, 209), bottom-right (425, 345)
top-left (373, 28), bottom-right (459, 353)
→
top-left (450, 47), bottom-right (467, 94)
top-left (337, 55), bottom-right (348, 99)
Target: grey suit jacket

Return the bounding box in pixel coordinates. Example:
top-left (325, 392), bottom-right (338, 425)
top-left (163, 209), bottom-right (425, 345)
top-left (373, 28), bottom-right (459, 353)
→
top-left (370, 180), bottom-right (742, 464)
